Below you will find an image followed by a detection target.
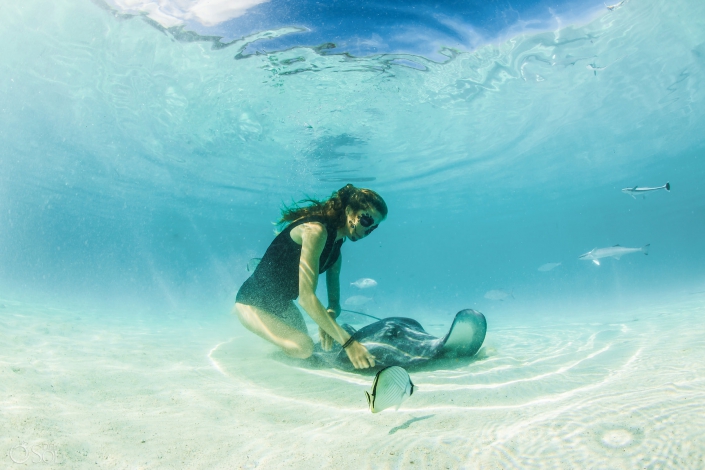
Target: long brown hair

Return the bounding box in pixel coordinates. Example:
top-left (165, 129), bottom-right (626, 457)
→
top-left (279, 184), bottom-right (388, 229)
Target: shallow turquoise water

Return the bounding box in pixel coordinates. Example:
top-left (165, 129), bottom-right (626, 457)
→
top-left (1, 0), bottom-right (704, 315)
top-left (1, 0), bottom-right (704, 467)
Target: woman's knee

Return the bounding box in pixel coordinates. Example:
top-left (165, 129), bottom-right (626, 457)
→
top-left (283, 336), bottom-right (314, 359)
top-left (233, 303), bottom-right (257, 331)
top-left (235, 303), bottom-right (313, 358)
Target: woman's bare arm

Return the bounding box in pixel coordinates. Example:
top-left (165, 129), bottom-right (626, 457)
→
top-left (296, 223), bottom-right (349, 345)
top-left (296, 223), bottom-right (374, 368)
top-left (326, 254), bottom-right (342, 317)
top-left (319, 254), bottom-right (342, 350)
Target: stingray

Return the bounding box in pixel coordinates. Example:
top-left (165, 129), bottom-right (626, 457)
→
top-left (313, 309), bottom-right (487, 371)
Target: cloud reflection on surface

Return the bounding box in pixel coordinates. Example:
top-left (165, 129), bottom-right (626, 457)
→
top-left (111, 0), bottom-right (270, 27)
top-left (105, 0), bottom-right (605, 60)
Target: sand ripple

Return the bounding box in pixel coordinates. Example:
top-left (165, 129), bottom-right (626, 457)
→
top-left (211, 306), bottom-right (705, 468)
top-left (3, 299), bottom-right (703, 468)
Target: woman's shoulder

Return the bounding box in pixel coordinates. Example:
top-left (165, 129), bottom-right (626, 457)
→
top-left (288, 217), bottom-right (329, 246)
top-left (291, 215), bottom-right (335, 230)
top-left (300, 220), bottom-right (327, 234)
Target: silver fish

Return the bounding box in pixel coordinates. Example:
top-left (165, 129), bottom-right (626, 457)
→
top-left (351, 278), bottom-right (378, 289)
top-left (344, 295), bottom-right (373, 307)
top-left (365, 366), bottom-right (414, 413)
top-left (484, 289), bottom-right (513, 301)
top-left (246, 258), bottom-right (261, 272)
top-left (579, 244), bottom-right (649, 265)
top-left (538, 262), bottom-right (561, 272)
top-left (621, 182), bottom-right (670, 199)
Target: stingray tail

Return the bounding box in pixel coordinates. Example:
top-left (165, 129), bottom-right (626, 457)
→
top-left (341, 309), bottom-right (381, 321)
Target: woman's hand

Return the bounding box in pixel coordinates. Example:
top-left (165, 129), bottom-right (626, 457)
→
top-left (319, 309), bottom-right (338, 351)
top-left (319, 327), bottom-right (333, 351)
top-left (345, 340), bottom-right (376, 369)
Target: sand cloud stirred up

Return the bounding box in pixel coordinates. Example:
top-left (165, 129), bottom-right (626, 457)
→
top-left (110, 0), bottom-right (270, 27)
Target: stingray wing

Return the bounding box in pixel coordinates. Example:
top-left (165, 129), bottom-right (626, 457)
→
top-left (441, 309), bottom-right (487, 357)
top-left (312, 311), bottom-right (487, 370)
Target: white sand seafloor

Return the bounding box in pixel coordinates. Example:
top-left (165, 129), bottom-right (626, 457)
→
top-left (2, 296), bottom-right (704, 469)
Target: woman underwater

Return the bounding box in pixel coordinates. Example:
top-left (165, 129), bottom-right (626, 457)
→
top-left (234, 184), bottom-right (387, 369)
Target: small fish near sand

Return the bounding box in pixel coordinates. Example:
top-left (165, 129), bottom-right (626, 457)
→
top-left (622, 182), bottom-right (670, 199)
top-left (538, 262), bottom-right (562, 272)
top-left (246, 258), bottom-right (261, 272)
top-left (365, 366), bottom-right (415, 413)
top-left (351, 278), bottom-right (378, 289)
top-left (484, 289), bottom-right (513, 301)
top-left (579, 244), bottom-right (649, 265)
top-left (344, 295), bottom-right (373, 307)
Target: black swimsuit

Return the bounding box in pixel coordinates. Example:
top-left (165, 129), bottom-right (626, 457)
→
top-left (236, 216), bottom-right (343, 331)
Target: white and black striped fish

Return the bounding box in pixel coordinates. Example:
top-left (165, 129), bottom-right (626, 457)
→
top-left (365, 366), bottom-right (414, 413)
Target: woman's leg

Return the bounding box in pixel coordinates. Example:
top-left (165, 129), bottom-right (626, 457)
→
top-left (234, 302), bottom-right (314, 359)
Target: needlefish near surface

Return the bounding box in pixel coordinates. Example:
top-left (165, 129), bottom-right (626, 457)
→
top-left (579, 244), bottom-right (650, 265)
top-left (621, 182), bottom-right (670, 199)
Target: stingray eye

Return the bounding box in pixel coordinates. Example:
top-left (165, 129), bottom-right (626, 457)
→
top-left (359, 213), bottom-right (374, 227)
